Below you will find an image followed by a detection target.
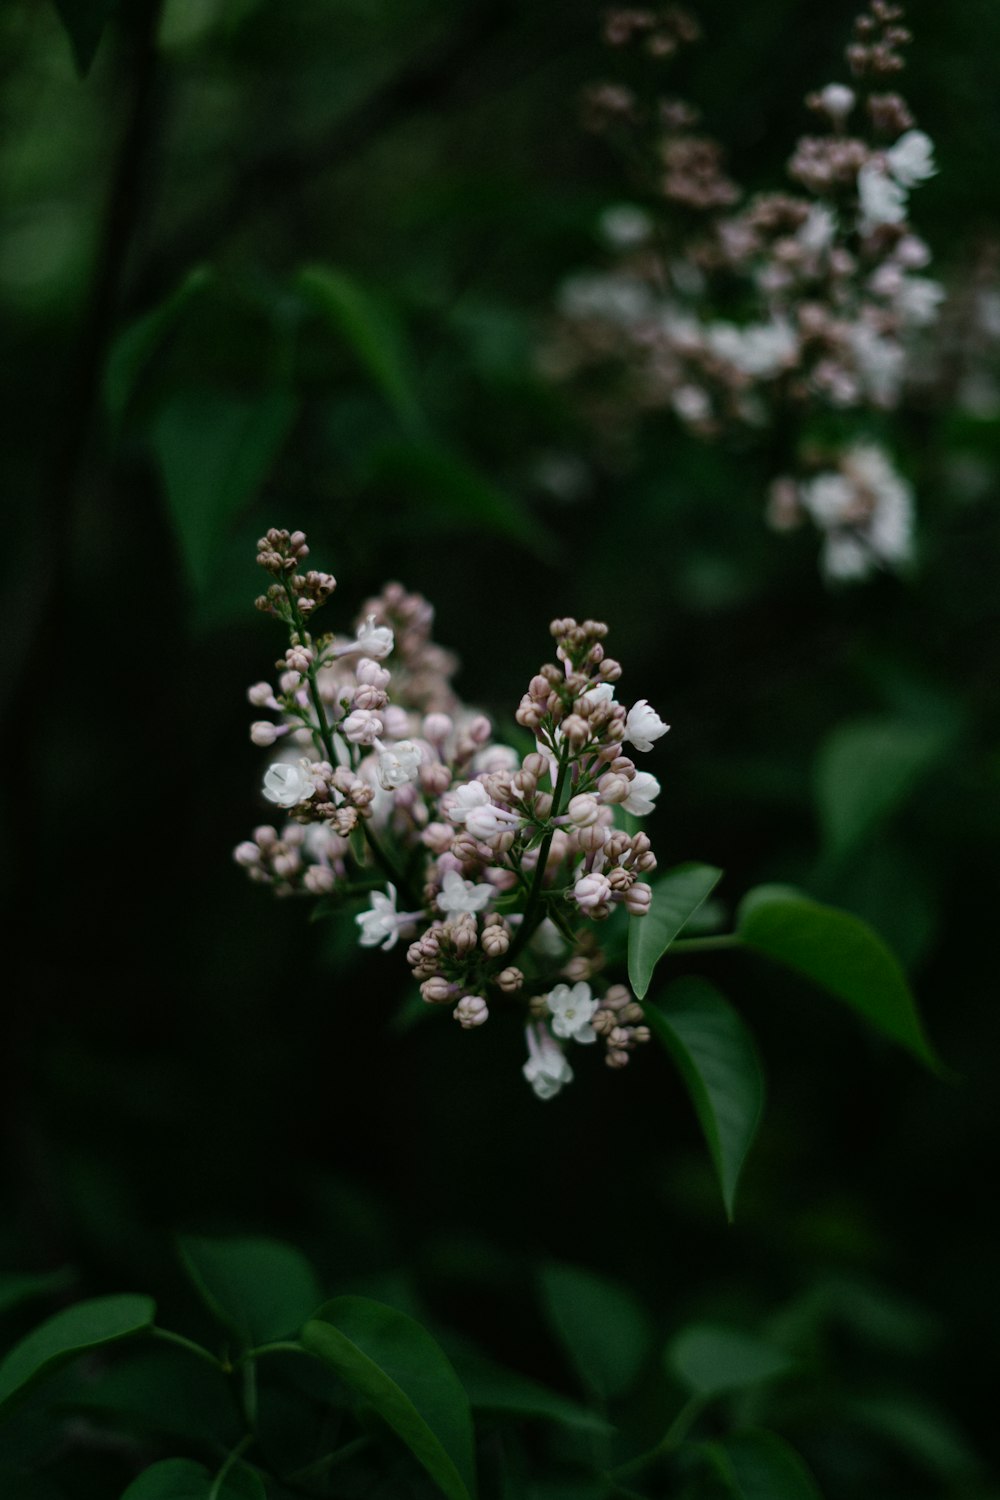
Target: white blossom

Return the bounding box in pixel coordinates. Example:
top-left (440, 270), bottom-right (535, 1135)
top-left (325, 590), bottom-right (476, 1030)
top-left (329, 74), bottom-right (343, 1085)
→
top-left (355, 885), bottom-right (401, 950)
top-left (858, 162), bottom-right (908, 229)
top-left (706, 319), bottom-right (798, 378)
top-left (377, 739), bottom-right (422, 790)
top-left (623, 770), bottom-right (661, 817)
top-left (262, 761), bottom-right (314, 808)
top-left (523, 1024), bottom-right (574, 1100)
top-left (886, 130), bottom-right (936, 188)
top-left (547, 982), bottom-right (599, 1045)
top-left (624, 699), bottom-right (670, 753)
top-left (437, 869), bottom-right (493, 915)
top-left (354, 614), bottom-right (394, 658)
top-left (341, 709), bottom-right (384, 745)
top-left (797, 204), bottom-right (837, 254)
top-left (558, 272), bottom-right (652, 327)
top-left (895, 276), bottom-right (945, 328)
top-left (446, 780), bottom-right (490, 824)
top-left (818, 83), bottom-right (855, 120)
top-left (600, 203), bottom-right (653, 249)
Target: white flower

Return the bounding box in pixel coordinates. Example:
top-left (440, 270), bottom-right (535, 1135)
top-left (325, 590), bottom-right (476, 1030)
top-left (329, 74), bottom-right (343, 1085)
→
top-left (558, 272), bottom-right (652, 327)
top-left (857, 162), bottom-right (908, 229)
top-left (465, 804), bottom-right (521, 841)
top-left (818, 83), bottom-right (855, 120)
top-left (886, 129), bottom-right (936, 188)
top-left (377, 739), bottom-right (422, 790)
top-left (437, 869), bottom-right (493, 915)
top-left (262, 761), bottom-right (314, 808)
top-left (523, 1025), bottom-right (575, 1100)
top-left (706, 319), bottom-right (798, 378)
top-left (800, 472), bottom-right (856, 526)
top-left (849, 323), bottom-right (905, 406)
top-left (355, 885), bottom-right (401, 950)
top-left (797, 204), bottom-right (837, 254)
top-left (446, 780), bottom-right (491, 824)
top-left (624, 699), bottom-right (670, 753)
top-left (623, 770), bottom-right (661, 817)
top-left (895, 276), bottom-right (945, 328)
top-left (547, 982), bottom-right (599, 1045)
top-left (600, 203), bottom-right (653, 249)
top-left (341, 709), bottom-right (383, 745)
top-left (354, 614), bottom-right (394, 658)
top-left (584, 682), bottom-right (615, 705)
top-left (822, 533), bottom-right (872, 581)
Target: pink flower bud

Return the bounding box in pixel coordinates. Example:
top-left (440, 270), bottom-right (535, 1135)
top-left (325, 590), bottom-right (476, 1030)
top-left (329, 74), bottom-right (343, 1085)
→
top-left (420, 762), bottom-right (452, 796)
top-left (248, 682), bottom-right (275, 707)
top-left (497, 967), bottom-right (524, 992)
top-left (566, 793), bottom-right (600, 827)
top-left (253, 825), bottom-right (278, 848)
top-left (574, 872), bottom-right (613, 910)
top-left (421, 821), bottom-right (455, 854)
top-left (422, 713), bottom-right (453, 743)
top-left (467, 714), bottom-right (492, 745)
top-left (304, 865), bottom-right (336, 894)
top-left (597, 771), bottom-right (631, 804)
top-left (454, 996), bottom-right (489, 1028)
top-left (356, 657), bottom-right (391, 688)
top-left (250, 721), bottom-right (284, 746)
top-left (233, 841), bottom-right (261, 866)
top-left (421, 977), bottom-right (455, 1005)
top-left (279, 671), bottom-right (301, 694)
top-left (341, 710), bottom-right (383, 745)
top-left (624, 881), bottom-right (653, 916)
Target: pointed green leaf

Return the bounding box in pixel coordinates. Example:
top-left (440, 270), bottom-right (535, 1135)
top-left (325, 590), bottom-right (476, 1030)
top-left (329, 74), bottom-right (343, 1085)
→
top-left (816, 716), bottom-right (952, 860)
top-left (104, 268), bottom-right (212, 430)
top-left (539, 1265), bottom-right (649, 1402)
top-left (453, 1348), bottom-right (613, 1436)
top-left (298, 266), bottom-right (424, 435)
top-left (0, 1294), bottom-right (156, 1418)
top-left (120, 1458), bottom-right (266, 1499)
top-left (366, 441), bottom-right (556, 561)
top-left (628, 864), bottom-right (723, 1000)
top-left (301, 1297), bottom-right (476, 1500)
top-left (702, 1429), bottom-right (823, 1500)
top-left (736, 886), bottom-right (939, 1068)
top-left (0, 1269), bottom-right (75, 1320)
top-left (151, 388), bottom-right (296, 592)
top-left (644, 979), bottom-right (764, 1221)
top-left (51, 0), bottom-right (116, 75)
top-left (178, 1234), bottom-right (322, 1347)
top-left (668, 1325), bottom-right (794, 1398)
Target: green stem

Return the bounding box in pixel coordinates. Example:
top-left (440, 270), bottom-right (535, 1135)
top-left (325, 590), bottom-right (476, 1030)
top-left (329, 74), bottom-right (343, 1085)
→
top-left (150, 1326), bottom-right (228, 1372)
top-left (668, 934), bottom-right (740, 954)
top-left (506, 749), bottom-right (571, 966)
top-left (209, 1434), bottom-right (255, 1500)
top-left (287, 1436), bottom-right (372, 1484)
top-left (610, 1395), bottom-right (707, 1480)
top-left (235, 1339), bottom-right (311, 1367)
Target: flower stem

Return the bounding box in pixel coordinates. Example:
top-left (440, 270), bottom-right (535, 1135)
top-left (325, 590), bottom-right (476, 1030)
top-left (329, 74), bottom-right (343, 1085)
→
top-left (209, 1434), bottom-right (255, 1500)
top-left (150, 1326), bottom-right (228, 1372)
top-left (506, 748), bottom-right (571, 965)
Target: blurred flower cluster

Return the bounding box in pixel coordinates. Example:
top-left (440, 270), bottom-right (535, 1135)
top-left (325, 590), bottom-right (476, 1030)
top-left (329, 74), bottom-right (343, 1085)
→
top-left (235, 530), bottom-right (671, 1097)
top-left (548, 2), bottom-right (941, 580)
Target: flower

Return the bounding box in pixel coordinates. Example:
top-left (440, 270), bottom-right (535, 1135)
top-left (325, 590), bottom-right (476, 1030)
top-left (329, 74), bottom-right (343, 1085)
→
top-left (547, 982), bottom-right (599, 1044)
top-left (886, 129), bottom-right (936, 188)
top-left (818, 82), bottom-right (855, 120)
top-left (437, 869), bottom-right (493, 915)
top-left (624, 699), bottom-right (670, 753)
top-left (262, 761), bottom-right (314, 808)
top-left (623, 770), bottom-right (661, 816)
top-left (857, 161), bottom-right (908, 229)
top-left (573, 872), bottom-right (612, 910)
top-left (454, 996), bottom-right (489, 1028)
top-left (355, 885), bottom-right (401, 950)
top-left (377, 739), bottom-right (422, 790)
top-left (341, 709), bottom-right (384, 745)
top-left (523, 1024), bottom-right (574, 1100)
top-left (354, 614), bottom-right (394, 658)
top-left (446, 781), bottom-right (490, 824)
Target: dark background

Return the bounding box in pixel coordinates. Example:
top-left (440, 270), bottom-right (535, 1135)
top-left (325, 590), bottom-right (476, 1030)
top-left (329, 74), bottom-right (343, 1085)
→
top-left (1, 1), bottom-right (999, 1494)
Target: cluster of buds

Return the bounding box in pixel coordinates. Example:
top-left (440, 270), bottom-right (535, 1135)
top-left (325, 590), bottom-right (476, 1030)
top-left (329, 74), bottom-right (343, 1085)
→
top-left (547, 3), bottom-right (940, 581)
top-left (235, 534), bottom-right (670, 1100)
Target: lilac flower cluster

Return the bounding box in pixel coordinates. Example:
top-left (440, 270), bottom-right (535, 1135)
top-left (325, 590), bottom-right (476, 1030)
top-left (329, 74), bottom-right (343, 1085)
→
top-left (235, 530), bottom-right (670, 1098)
top-left (549, 2), bottom-right (940, 580)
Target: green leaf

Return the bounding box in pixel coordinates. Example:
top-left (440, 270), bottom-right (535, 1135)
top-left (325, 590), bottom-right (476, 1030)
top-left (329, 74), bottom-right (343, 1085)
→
top-left (816, 716), bottom-right (952, 860)
top-left (0, 1294), bottom-right (156, 1418)
top-left (104, 268), bottom-right (212, 430)
top-left (120, 1458), bottom-right (266, 1499)
top-left (178, 1234), bottom-right (322, 1348)
top-left (453, 1348), bottom-right (613, 1436)
top-left (297, 266), bottom-right (424, 435)
top-left (0, 1269), bottom-right (75, 1320)
top-left (736, 886), bottom-right (939, 1068)
top-left (366, 441), bottom-right (556, 561)
top-left (702, 1429), bottom-right (823, 1500)
top-left (667, 1325), bottom-right (794, 1398)
top-left (151, 388), bottom-right (297, 592)
top-left (628, 864), bottom-right (723, 999)
top-left (301, 1297), bottom-right (476, 1500)
top-left (644, 979), bottom-right (764, 1221)
top-left (538, 1265), bottom-right (649, 1402)
top-left (51, 0), bottom-right (115, 75)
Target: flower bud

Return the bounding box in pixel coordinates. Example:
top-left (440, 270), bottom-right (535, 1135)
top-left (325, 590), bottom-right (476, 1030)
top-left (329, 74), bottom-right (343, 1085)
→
top-left (529, 674), bottom-right (551, 701)
top-left (248, 682), bottom-right (275, 707)
top-left (303, 865), bottom-right (336, 894)
top-left (341, 710), bottom-right (383, 744)
top-left (356, 657), bottom-right (391, 688)
top-left (454, 996), bottom-right (489, 1028)
top-left (597, 772), bottom-right (630, 803)
top-left (279, 671), bottom-right (301, 694)
top-left (421, 976), bottom-right (455, 1005)
top-left (250, 721), bottom-right (282, 746)
top-left (233, 841), bottom-right (261, 866)
top-left (604, 984), bottom-right (631, 1011)
top-left (272, 852), bottom-right (301, 879)
top-left (482, 925), bottom-right (510, 958)
top-left (577, 824), bottom-right (607, 854)
top-left (574, 872), bottom-right (613, 910)
top-left (624, 881), bottom-right (653, 916)
top-left (522, 752), bottom-right (548, 779)
top-left (420, 762), bottom-right (452, 796)
top-left (497, 967), bottom-right (524, 992)
top-left (566, 793), bottom-right (600, 827)
top-left (561, 713), bottom-right (589, 748)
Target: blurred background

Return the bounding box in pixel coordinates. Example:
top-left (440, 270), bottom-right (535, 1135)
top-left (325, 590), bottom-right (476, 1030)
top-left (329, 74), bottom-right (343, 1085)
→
top-left (1, 0), bottom-right (999, 1494)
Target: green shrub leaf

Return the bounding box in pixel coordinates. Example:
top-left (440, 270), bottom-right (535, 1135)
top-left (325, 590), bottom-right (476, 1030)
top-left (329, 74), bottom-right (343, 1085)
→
top-left (628, 864), bottom-right (723, 999)
top-left (301, 1297), bottom-right (476, 1500)
top-left (538, 1265), bottom-right (649, 1402)
top-left (736, 886), bottom-right (939, 1068)
top-left (152, 387), bottom-right (297, 593)
top-left (453, 1348), bottom-right (612, 1435)
top-left (120, 1458), bottom-right (266, 1499)
top-left (816, 716), bottom-right (952, 860)
top-left (51, 0), bottom-right (115, 75)
top-left (0, 1294), bottom-right (156, 1418)
top-left (644, 979), bottom-right (764, 1221)
top-left (178, 1234), bottom-right (322, 1347)
top-left (668, 1324), bottom-right (794, 1398)
top-left (105, 268), bottom-right (212, 430)
top-left (702, 1429), bottom-right (823, 1499)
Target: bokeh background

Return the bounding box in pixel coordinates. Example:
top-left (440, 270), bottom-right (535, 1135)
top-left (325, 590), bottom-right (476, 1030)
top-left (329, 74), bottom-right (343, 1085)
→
top-left (2, 0), bottom-right (1000, 1494)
